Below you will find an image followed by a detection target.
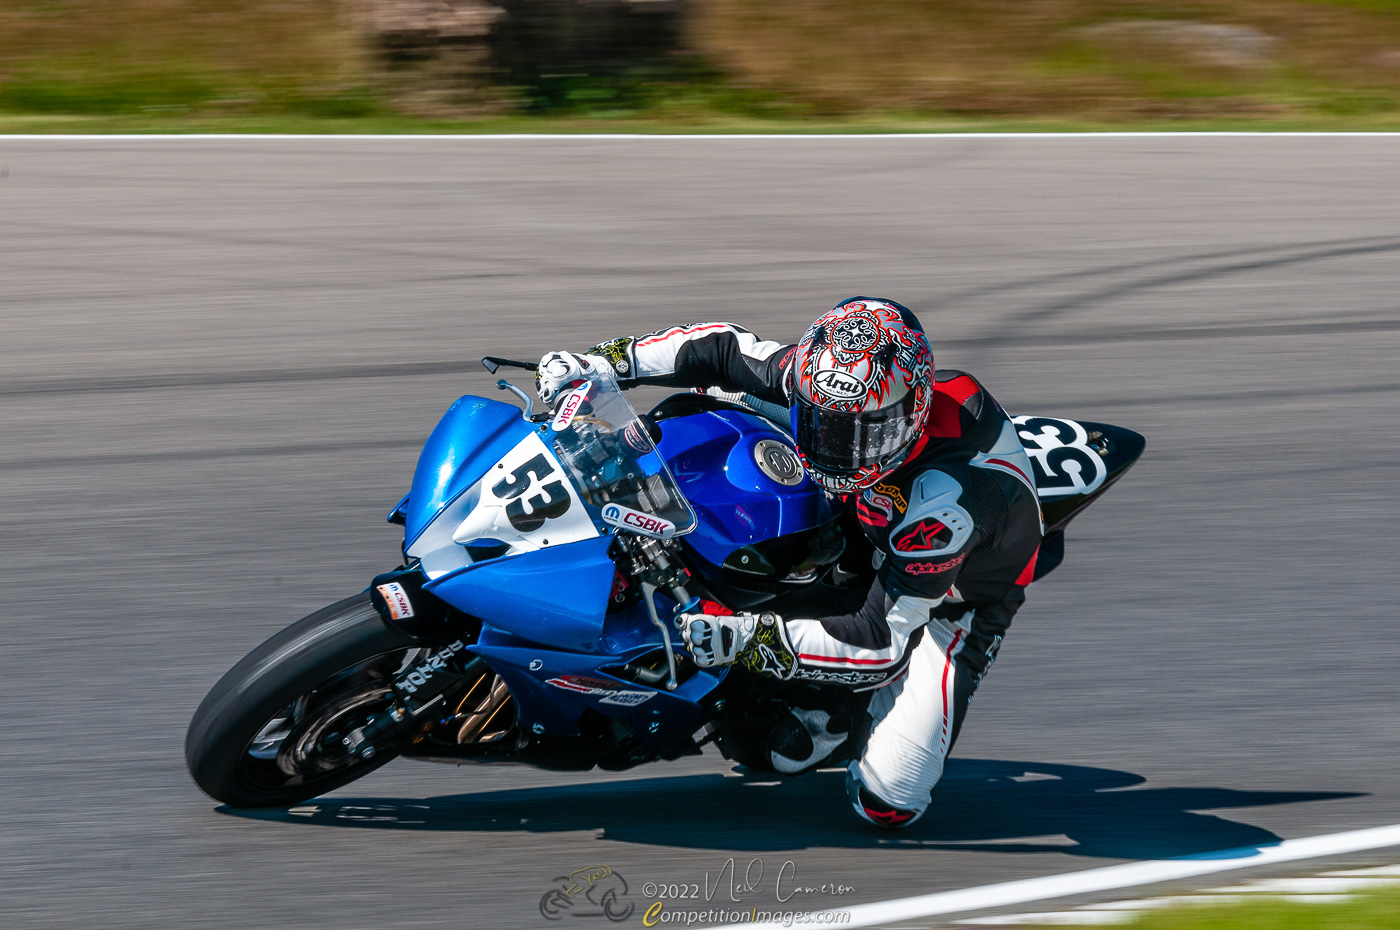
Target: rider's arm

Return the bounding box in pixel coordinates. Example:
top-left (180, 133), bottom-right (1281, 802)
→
top-left (588, 324), bottom-right (794, 407)
top-left (776, 534), bottom-right (975, 685)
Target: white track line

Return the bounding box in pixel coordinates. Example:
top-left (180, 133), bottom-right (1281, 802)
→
top-left (704, 823), bottom-right (1400, 929)
top-left (4, 132), bottom-right (1400, 141)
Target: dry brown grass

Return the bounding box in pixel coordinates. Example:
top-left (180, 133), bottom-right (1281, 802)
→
top-left (0, 0), bottom-right (368, 112)
top-left (687, 0), bottom-right (1400, 118)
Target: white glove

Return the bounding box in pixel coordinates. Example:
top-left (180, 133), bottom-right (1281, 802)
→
top-left (536, 351), bottom-right (613, 405)
top-left (683, 612), bottom-right (759, 668)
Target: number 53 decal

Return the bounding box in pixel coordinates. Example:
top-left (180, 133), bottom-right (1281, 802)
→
top-left (491, 451), bottom-right (571, 532)
top-left (1012, 415), bottom-right (1108, 499)
top-left (457, 434), bottom-right (597, 551)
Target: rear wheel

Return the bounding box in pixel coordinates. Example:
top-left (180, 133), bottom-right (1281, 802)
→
top-left (185, 593), bottom-right (422, 808)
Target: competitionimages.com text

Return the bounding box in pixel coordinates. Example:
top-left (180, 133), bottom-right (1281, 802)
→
top-left (641, 904), bottom-right (851, 927)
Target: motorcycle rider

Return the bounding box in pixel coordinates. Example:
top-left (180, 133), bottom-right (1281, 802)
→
top-left (535, 298), bottom-right (1042, 828)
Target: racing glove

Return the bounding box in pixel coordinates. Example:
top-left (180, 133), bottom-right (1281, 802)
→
top-left (681, 610), bottom-right (798, 679)
top-left (536, 351), bottom-right (613, 405)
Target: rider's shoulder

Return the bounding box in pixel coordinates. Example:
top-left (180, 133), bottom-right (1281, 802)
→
top-left (927, 369), bottom-right (1007, 449)
top-left (879, 467), bottom-right (976, 559)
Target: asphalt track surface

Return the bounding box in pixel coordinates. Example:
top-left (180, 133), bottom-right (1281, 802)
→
top-left (2, 136), bottom-right (1398, 929)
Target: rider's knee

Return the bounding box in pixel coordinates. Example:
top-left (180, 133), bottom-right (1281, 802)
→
top-left (845, 766), bottom-right (927, 829)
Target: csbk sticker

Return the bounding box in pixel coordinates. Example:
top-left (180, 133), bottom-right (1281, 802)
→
top-left (376, 582), bottom-right (415, 621)
top-left (601, 502), bottom-right (675, 539)
top-left (551, 383), bottom-right (591, 431)
top-left (545, 675), bottom-right (654, 707)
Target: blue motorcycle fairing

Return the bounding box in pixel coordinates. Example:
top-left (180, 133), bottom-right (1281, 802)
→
top-left (467, 639), bottom-right (718, 747)
top-left (425, 535), bottom-right (616, 653)
top-left (655, 408), bottom-right (835, 576)
top-left (403, 396), bottom-right (536, 550)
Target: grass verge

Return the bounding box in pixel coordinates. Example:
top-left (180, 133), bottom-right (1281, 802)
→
top-left (1064, 886), bottom-right (1400, 930)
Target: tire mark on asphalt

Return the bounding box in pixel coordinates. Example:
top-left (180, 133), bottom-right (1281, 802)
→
top-left (0, 360), bottom-right (486, 398)
top-left (1, 438), bottom-right (413, 472)
top-left (951, 315), bottom-right (1400, 350)
top-left (4, 315), bottom-right (1397, 400)
top-left (1000, 238), bottom-right (1400, 328)
top-left (940, 236), bottom-right (1400, 310)
top-left (1019, 379), bottom-right (1400, 413)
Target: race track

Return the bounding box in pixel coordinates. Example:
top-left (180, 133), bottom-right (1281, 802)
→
top-left (2, 135), bottom-right (1398, 928)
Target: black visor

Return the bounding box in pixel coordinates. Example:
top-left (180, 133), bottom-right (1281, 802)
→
top-left (790, 392), bottom-right (921, 477)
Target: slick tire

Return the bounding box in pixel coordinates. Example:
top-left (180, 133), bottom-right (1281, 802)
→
top-left (185, 593), bottom-right (418, 808)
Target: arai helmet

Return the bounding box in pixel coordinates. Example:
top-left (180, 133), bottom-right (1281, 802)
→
top-left (790, 298), bottom-right (933, 494)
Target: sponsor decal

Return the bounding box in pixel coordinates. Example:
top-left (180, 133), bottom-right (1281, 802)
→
top-left (545, 675), bottom-right (654, 707)
top-left (900, 552), bottom-right (965, 575)
top-left (551, 383), bottom-right (591, 431)
top-left (621, 420), bottom-right (653, 454)
top-left (873, 482), bottom-right (908, 513)
top-left (791, 667), bottom-right (890, 685)
top-left (732, 505), bottom-right (756, 531)
top-left (376, 582), bottom-right (415, 621)
top-left (601, 502), bottom-right (675, 539)
top-left (753, 439), bottom-right (804, 486)
top-left (395, 639), bottom-right (466, 694)
top-left (857, 489), bottom-right (894, 528)
top-left (812, 368), bottom-right (868, 401)
top-left (893, 518), bottom-right (953, 553)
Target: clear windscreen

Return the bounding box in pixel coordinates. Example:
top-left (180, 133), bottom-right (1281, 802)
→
top-left (546, 370), bottom-right (697, 540)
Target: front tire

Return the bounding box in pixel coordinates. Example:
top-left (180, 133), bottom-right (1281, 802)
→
top-left (185, 593), bottom-right (420, 808)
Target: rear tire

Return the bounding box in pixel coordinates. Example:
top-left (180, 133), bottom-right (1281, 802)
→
top-left (185, 593), bottom-right (419, 808)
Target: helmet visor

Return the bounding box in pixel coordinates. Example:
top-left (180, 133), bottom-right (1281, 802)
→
top-left (790, 392), bottom-right (921, 477)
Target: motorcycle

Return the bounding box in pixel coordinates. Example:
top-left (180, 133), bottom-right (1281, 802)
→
top-left (186, 359), bottom-right (1144, 808)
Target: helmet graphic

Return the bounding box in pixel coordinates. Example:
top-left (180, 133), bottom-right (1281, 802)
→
top-left (790, 298), bottom-right (932, 494)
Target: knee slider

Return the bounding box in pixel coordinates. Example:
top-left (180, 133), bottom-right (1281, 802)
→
top-left (845, 768), bottom-right (925, 829)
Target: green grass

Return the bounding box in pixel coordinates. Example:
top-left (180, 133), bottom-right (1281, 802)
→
top-left (8, 110), bottom-right (1400, 134)
top-left (6, 1), bottom-right (1400, 133)
top-left (1062, 886), bottom-right (1400, 930)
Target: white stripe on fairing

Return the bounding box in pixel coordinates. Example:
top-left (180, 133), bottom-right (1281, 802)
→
top-left (7, 133), bottom-right (1400, 141)
top-left (703, 823), bottom-right (1400, 929)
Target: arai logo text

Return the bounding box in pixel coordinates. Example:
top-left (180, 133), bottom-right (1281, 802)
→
top-left (601, 502), bottom-right (675, 539)
top-left (813, 368), bottom-right (868, 400)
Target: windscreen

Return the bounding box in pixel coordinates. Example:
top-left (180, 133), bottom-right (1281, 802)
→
top-left (547, 370), bottom-right (697, 540)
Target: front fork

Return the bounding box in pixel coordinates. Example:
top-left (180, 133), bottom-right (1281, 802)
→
top-left (340, 565), bottom-right (482, 760)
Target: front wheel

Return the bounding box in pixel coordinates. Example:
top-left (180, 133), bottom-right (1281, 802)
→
top-left (185, 593), bottom-right (422, 808)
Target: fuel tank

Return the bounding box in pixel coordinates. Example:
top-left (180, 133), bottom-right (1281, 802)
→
top-left (650, 395), bottom-right (844, 607)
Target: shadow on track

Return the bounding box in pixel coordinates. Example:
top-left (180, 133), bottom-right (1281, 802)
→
top-left (222, 758), bottom-right (1361, 858)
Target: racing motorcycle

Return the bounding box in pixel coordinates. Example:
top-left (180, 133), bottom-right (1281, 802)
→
top-left (186, 359), bottom-right (1144, 808)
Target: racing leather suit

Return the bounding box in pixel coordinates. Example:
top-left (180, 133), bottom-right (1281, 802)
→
top-left (590, 322), bottom-right (1043, 820)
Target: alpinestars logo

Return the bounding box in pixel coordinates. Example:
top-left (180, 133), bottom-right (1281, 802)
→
top-left (893, 518), bottom-right (952, 553)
